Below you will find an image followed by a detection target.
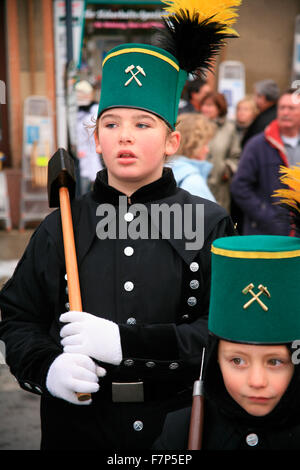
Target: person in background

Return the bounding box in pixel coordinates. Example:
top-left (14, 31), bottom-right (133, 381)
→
top-left (168, 113), bottom-right (216, 201)
top-left (235, 95), bottom-right (258, 142)
top-left (178, 78), bottom-right (212, 114)
top-left (231, 95), bottom-right (258, 233)
top-left (199, 91), bottom-right (241, 214)
top-left (241, 79), bottom-right (280, 148)
top-left (75, 80), bottom-right (103, 195)
top-left (231, 89), bottom-right (300, 236)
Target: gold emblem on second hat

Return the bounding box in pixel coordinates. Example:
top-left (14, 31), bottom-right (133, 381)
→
top-left (242, 283), bottom-right (271, 311)
top-left (125, 65), bottom-right (146, 87)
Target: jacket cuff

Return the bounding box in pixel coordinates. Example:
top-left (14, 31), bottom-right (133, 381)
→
top-left (17, 349), bottom-right (62, 396)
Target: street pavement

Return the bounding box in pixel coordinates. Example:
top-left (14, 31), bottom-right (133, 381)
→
top-left (0, 229), bottom-right (41, 450)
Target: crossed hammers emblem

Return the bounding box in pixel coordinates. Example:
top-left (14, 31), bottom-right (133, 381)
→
top-left (242, 283), bottom-right (271, 311)
top-left (125, 65), bottom-right (146, 87)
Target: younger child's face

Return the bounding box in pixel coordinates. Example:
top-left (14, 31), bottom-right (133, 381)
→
top-left (218, 340), bottom-right (294, 417)
top-left (95, 108), bottom-right (180, 192)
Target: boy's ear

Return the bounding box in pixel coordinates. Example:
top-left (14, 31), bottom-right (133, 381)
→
top-left (94, 130), bottom-right (102, 154)
top-left (165, 130), bottom-right (181, 157)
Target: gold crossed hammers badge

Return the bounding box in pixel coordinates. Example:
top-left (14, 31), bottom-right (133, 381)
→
top-left (242, 283), bottom-right (271, 311)
top-left (125, 65), bottom-right (146, 87)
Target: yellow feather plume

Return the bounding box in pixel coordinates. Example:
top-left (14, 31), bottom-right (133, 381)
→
top-left (273, 165), bottom-right (300, 212)
top-left (162, 0), bottom-right (242, 35)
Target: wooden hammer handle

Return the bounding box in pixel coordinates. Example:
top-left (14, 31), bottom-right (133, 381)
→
top-left (59, 187), bottom-right (91, 402)
top-left (188, 394), bottom-right (204, 450)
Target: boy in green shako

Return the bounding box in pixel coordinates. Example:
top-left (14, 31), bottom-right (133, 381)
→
top-left (0, 0), bottom-right (240, 450)
top-left (155, 235), bottom-right (300, 450)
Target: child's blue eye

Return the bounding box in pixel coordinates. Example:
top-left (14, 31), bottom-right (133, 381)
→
top-left (105, 123), bottom-right (117, 128)
top-left (136, 123), bottom-right (149, 128)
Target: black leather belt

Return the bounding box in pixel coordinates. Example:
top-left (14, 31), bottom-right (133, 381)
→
top-left (99, 380), bottom-right (192, 403)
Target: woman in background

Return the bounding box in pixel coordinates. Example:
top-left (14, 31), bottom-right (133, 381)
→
top-left (168, 113), bottom-right (216, 202)
top-left (235, 95), bottom-right (258, 143)
top-left (231, 95), bottom-right (258, 232)
top-left (199, 92), bottom-right (241, 213)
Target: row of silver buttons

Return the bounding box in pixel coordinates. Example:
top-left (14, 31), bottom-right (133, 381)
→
top-left (123, 359), bottom-right (179, 370)
top-left (188, 262), bottom-right (199, 307)
top-left (123, 214), bottom-right (135, 292)
top-left (107, 211), bottom-right (143, 445)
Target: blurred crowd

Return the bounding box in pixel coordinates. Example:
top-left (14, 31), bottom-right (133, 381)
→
top-left (172, 77), bottom-right (300, 236)
top-left (75, 76), bottom-right (300, 237)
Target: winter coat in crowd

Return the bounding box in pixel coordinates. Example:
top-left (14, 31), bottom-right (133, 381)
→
top-left (231, 119), bottom-right (291, 236)
top-left (241, 103), bottom-right (277, 148)
top-left (168, 155), bottom-right (216, 202)
top-left (206, 118), bottom-right (241, 213)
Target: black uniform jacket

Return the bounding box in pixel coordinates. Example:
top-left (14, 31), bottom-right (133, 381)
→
top-left (0, 169), bottom-right (235, 449)
top-left (154, 336), bottom-right (300, 450)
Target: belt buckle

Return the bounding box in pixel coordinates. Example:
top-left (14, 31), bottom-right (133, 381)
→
top-left (112, 381), bottom-right (144, 403)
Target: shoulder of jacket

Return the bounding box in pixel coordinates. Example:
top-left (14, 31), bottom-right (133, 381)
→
top-left (152, 188), bottom-right (230, 264)
top-left (242, 132), bottom-right (267, 152)
top-left (41, 193), bottom-right (94, 240)
top-left (175, 188), bottom-right (227, 219)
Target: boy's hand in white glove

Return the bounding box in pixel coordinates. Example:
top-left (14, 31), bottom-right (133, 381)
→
top-left (60, 311), bottom-right (123, 365)
top-left (46, 352), bottom-right (106, 405)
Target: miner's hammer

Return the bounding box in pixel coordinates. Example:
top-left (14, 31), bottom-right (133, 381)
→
top-left (48, 148), bottom-right (91, 402)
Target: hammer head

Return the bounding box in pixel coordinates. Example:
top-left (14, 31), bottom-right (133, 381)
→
top-left (258, 284), bottom-right (271, 298)
top-left (242, 283), bottom-right (254, 295)
top-left (125, 64), bottom-right (134, 73)
top-left (136, 66), bottom-right (146, 76)
top-left (48, 148), bottom-right (76, 207)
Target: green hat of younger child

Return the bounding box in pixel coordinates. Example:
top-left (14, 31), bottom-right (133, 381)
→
top-left (209, 235), bottom-right (300, 344)
top-left (97, 44), bottom-right (187, 130)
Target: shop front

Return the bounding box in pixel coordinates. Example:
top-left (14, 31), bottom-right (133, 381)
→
top-left (79, 1), bottom-right (165, 93)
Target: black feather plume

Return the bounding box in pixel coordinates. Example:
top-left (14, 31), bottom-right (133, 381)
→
top-left (154, 10), bottom-right (239, 78)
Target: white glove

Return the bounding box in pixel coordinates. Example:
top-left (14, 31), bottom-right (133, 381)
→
top-left (60, 311), bottom-right (123, 366)
top-left (46, 352), bottom-right (106, 405)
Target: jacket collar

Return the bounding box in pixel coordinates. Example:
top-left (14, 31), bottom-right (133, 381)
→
top-left (92, 167), bottom-right (178, 205)
top-left (264, 119), bottom-right (289, 167)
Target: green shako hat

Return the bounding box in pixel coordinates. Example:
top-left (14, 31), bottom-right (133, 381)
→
top-left (98, 44), bottom-right (187, 129)
top-left (209, 235), bottom-right (300, 344)
top-left (98, 0), bottom-right (241, 129)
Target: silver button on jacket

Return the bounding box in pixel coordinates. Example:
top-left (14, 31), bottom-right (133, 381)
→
top-left (190, 262), bottom-right (199, 272)
top-left (246, 433), bottom-right (259, 447)
top-left (124, 281), bottom-right (134, 291)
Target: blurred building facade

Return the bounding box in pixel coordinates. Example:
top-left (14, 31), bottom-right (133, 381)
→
top-left (0, 0), bottom-right (299, 227)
